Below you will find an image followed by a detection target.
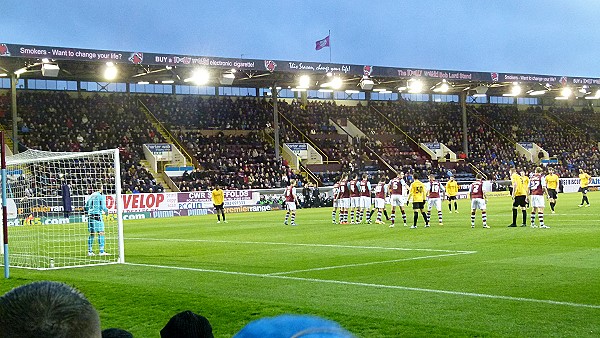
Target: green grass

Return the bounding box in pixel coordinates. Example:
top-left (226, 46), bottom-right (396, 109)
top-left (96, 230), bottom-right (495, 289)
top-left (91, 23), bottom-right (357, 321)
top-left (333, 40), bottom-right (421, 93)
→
top-left (2, 192), bottom-right (600, 337)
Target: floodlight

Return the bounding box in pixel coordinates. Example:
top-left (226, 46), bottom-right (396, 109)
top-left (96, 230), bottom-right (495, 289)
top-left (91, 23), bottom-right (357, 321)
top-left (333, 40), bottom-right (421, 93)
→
top-left (560, 87), bottom-right (572, 98)
top-left (298, 75), bottom-right (311, 88)
top-left (14, 68), bottom-right (27, 76)
top-left (345, 90), bottom-right (360, 94)
top-left (162, 80), bottom-right (174, 84)
top-left (41, 63), bottom-right (60, 77)
top-left (330, 77), bottom-right (343, 89)
top-left (503, 83), bottom-right (522, 97)
top-left (438, 82), bottom-right (449, 92)
top-left (318, 89), bottom-right (333, 93)
top-left (137, 81), bottom-right (149, 85)
top-left (0, 73), bottom-right (7, 77)
top-left (291, 87), bottom-right (307, 92)
top-left (219, 72), bottom-right (235, 85)
top-left (474, 85), bottom-right (488, 96)
top-left (103, 63), bottom-right (118, 80)
top-left (575, 87), bottom-right (589, 98)
top-left (360, 77), bottom-right (374, 90)
top-left (433, 80), bottom-right (450, 93)
top-left (185, 69), bottom-right (210, 85)
top-left (585, 90), bottom-right (600, 100)
top-left (511, 84), bottom-right (521, 96)
top-left (41, 58), bottom-right (50, 64)
top-left (397, 86), bottom-right (407, 91)
top-left (408, 79), bottom-right (423, 93)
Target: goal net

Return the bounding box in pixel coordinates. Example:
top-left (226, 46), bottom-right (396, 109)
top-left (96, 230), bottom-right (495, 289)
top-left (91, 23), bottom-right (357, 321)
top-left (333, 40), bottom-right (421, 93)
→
top-left (0, 148), bottom-right (124, 270)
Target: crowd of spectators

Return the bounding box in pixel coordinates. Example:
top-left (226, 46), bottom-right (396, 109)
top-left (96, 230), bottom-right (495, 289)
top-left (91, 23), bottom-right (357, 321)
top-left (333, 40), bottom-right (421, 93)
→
top-left (372, 100), bottom-right (600, 179)
top-left (2, 90), bottom-right (598, 194)
top-left (471, 104), bottom-right (600, 178)
top-left (1, 281), bottom-right (356, 337)
top-left (143, 95), bottom-right (273, 131)
top-left (3, 92), bottom-right (164, 194)
top-left (171, 131), bottom-right (295, 191)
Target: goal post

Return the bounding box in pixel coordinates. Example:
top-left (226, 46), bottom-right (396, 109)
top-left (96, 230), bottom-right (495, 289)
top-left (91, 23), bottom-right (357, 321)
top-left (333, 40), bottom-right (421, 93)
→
top-left (0, 148), bottom-right (124, 270)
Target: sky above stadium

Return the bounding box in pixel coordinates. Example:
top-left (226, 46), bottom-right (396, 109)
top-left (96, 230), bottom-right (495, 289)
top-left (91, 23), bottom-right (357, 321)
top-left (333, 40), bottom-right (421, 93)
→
top-left (3, 1), bottom-right (600, 77)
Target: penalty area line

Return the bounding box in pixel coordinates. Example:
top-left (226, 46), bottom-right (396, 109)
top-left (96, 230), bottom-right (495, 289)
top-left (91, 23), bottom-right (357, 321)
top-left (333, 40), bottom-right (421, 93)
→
top-left (265, 252), bottom-right (475, 276)
top-left (124, 262), bottom-right (600, 310)
top-left (126, 237), bottom-right (475, 254)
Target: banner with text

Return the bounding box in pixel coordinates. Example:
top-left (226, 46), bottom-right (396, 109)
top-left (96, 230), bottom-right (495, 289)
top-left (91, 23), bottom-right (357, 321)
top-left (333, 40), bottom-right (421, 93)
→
top-left (2, 43), bottom-right (600, 86)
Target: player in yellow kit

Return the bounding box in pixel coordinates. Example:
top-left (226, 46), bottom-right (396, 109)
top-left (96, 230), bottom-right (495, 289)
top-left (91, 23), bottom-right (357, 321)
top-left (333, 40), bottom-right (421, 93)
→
top-left (509, 168), bottom-right (528, 227)
top-left (578, 169), bottom-right (591, 207)
top-left (545, 168), bottom-right (559, 213)
top-left (211, 185), bottom-right (227, 223)
top-left (445, 176), bottom-right (459, 213)
top-left (407, 173), bottom-right (429, 229)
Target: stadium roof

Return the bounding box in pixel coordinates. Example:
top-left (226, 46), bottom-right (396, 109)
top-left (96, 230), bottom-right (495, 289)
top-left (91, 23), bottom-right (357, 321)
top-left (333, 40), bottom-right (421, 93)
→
top-left (2, 42), bottom-right (600, 98)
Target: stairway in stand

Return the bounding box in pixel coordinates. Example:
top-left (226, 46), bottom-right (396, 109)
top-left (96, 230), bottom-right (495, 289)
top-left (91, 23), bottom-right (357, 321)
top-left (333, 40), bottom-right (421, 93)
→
top-left (0, 124), bottom-right (14, 155)
top-left (140, 160), bottom-right (172, 192)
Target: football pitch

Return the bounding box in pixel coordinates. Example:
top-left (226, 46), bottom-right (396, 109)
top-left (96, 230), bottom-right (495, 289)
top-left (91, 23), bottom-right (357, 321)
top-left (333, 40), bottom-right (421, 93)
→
top-left (2, 193), bottom-right (599, 337)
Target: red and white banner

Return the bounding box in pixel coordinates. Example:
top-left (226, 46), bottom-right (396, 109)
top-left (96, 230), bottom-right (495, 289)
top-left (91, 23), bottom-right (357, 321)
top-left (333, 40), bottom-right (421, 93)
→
top-left (105, 190), bottom-right (261, 212)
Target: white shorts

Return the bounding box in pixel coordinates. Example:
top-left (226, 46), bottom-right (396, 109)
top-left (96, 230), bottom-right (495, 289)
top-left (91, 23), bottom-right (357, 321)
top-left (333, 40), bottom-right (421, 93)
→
top-left (340, 198), bottom-right (350, 209)
top-left (351, 197), bottom-right (361, 208)
top-left (427, 198), bottom-right (442, 211)
top-left (530, 195), bottom-right (545, 208)
top-left (360, 196), bottom-right (371, 209)
top-left (286, 201), bottom-right (297, 211)
top-left (471, 198), bottom-right (486, 210)
top-left (385, 196), bottom-right (391, 205)
top-left (374, 198), bottom-right (385, 209)
top-left (391, 194), bottom-right (407, 207)
top-left (333, 199), bottom-right (339, 208)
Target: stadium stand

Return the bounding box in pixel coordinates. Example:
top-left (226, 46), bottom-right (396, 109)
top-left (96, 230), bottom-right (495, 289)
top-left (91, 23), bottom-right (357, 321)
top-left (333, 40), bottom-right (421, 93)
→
top-left (1, 90), bottom-right (597, 190)
top-left (4, 92), bottom-right (165, 194)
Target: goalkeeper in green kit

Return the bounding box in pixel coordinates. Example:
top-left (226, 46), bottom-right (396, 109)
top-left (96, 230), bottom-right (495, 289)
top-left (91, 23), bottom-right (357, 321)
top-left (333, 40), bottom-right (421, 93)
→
top-left (85, 185), bottom-right (109, 256)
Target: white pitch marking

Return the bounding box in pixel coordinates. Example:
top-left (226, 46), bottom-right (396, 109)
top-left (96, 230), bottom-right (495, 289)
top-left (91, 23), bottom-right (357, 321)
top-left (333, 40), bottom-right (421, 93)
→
top-left (124, 262), bottom-right (600, 310)
top-left (126, 237), bottom-right (476, 254)
top-left (265, 252), bottom-right (475, 276)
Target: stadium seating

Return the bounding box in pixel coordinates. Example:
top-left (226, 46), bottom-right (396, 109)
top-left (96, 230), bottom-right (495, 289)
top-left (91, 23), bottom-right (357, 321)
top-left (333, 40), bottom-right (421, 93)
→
top-left (2, 91), bottom-right (597, 190)
top-left (6, 92), bottom-right (165, 193)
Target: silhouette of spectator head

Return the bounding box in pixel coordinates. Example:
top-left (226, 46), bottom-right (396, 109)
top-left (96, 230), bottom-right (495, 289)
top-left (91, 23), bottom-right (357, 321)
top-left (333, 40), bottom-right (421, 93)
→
top-left (233, 314), bottom-right (355, 338)
top-left (101, 328), bottom-right (134, 338)
top-left (160, 310), bottom-right (213, 338)
top-left (0, 281), bottom-right (101, 338)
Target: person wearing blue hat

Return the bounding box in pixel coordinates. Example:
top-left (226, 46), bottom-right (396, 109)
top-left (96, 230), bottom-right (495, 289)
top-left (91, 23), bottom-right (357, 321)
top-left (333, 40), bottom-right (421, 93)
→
top-left (234, 314), bottom-right (355, 338)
